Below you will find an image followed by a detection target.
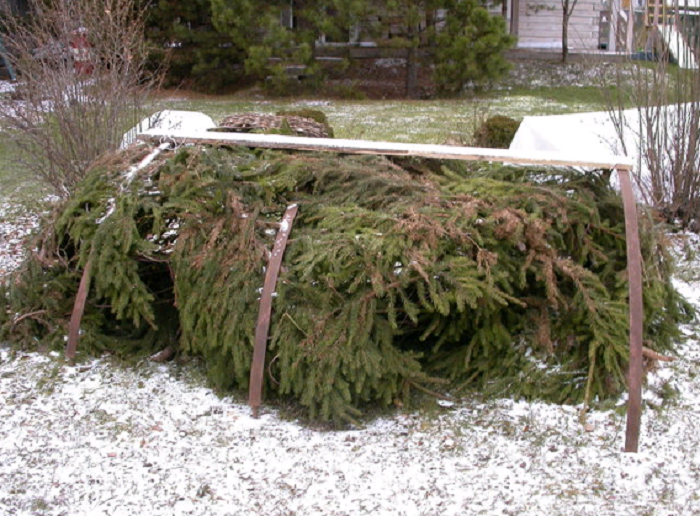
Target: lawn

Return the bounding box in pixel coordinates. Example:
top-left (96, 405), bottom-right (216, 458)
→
top-left (150, 84), bottom-right (611, 144)
top-left (0, 135), bottom-right (51, 210)
top-left (0, 64), bottom-right (616, 209)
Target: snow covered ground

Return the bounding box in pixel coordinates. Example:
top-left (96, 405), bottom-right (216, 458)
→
top-left (0, 204), bottom-right (39, 277)
top-left (1, 232), bottom-right (700, 515)
top-left (0, 73), bottom-right (699, 513)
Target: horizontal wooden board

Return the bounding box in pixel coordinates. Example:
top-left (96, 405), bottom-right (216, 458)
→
top-left (140, 129), bottom-right (633, 171)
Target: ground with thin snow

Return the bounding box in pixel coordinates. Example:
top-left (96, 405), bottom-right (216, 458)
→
top-left (0, 205), bottom-right (39, 277)
top-left (1, 224), bottom-right (699, 516)
top-left (1, 321), bottom-right (699, 516)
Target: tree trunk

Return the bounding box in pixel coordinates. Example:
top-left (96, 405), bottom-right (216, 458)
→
top-left (405, 45), bottom-right (418, 98)
top-left (562, 12), bottom-right (570, 63)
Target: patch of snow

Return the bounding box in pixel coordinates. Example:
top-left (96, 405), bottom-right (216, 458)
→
top-left (3, 243), bottom-right (700, 516)
top-left (293, 100), bottom-right (331, 108)
top-left (1, 340), bottom-right (699, 515)
top-left (0, 81), bottom-right (16, 94)
top-left (374, 58), bottom-right (407, 69)
top-left (509, 105), bottom-right (696, 200)
top-left (0, 205), bottom-right (40, 280)
top-left (95, 199), bottom-right (116, 225)
top-left (123, 142), bottom-right (172, 185)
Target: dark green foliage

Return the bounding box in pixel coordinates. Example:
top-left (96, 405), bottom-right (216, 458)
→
top-left (369, 0), bottom-right (515, 97)
top-left (211, 0), bottom-right (368, 95)
top-left (146, 0), bottom-right (247, 92)
top-left (433, 0), bottom-right (516, 94)
top-left (472, 116), bottom-right (522, 149)
top-left (0, 145), bottom-right (691, 422)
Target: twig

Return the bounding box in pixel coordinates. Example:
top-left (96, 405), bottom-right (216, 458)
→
top-left (150, 346), bottom-right (175, 363)
top-left (11, 309), bottom-right (48, 326)
top-left (406, 379), bottom-right (460, 402)
top-left (642, 346), bottom-right (675, 362)
top-left (268, 354), bottom-right (280, 385)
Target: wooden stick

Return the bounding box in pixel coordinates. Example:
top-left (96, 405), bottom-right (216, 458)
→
top-left (141, 130), bottom-right (635, 171)
top-left (11, 309), bottom-right (48, 326)
top-left (65, 258), bottom-right (93, 365)
top-left (618, 167), bottom-right (644, 453)
top-left (249, 204), bottom-right (298, 418)
top-left (407, 380), bottom-right (460, 402)
top-left (150, 346), bottom-right (175, 363)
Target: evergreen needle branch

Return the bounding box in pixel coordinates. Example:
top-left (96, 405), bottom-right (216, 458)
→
top-left (0, 146), bottom-right (688, 422)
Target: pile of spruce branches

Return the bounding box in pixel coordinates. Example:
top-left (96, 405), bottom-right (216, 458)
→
top-left (0, 144), bottom-right (690, 422)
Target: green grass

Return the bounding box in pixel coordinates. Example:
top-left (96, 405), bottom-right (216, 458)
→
top-left (0, 82), bottom-right (616, 212)
top-left (150, 83), bottom-right (613, 145)
top-left (483, 85), bottom-right (620, 115)
top-left (0, 134), bottom-right (52, 209)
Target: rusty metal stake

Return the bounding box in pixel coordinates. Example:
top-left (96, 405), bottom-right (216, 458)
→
top-left (249, 204), bottom-right (299, 418)
top-left (65, 257), bottom-right (93, 365)
top-left (617, 166), bottom-right (644, 453)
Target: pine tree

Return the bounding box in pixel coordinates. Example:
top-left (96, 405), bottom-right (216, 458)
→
top-left (211, 0), bottom-right (369, 94)
top-left (433, 0), bottom-right (515, 94)
top-left (146, 0), bottom-right (247, 91)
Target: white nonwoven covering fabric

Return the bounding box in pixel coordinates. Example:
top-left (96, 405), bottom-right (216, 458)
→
top-left (509, 104), bottom-right (697, 200)
top-left (121, 110), bottom-right (216, 149)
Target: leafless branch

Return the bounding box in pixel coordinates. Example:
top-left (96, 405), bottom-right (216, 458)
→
top-left (0, 0), bottom-right (165, 197)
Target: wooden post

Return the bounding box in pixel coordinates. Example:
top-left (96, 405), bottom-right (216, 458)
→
top-left (65, 258), bottom-right (93, 364)
top-left (249, 204), bottom-right (298, 418)
top-left (617, 166), bottom-right (644, 453)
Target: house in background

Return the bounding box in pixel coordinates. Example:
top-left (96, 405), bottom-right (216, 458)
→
top-left (305, 0), bottom-right (698, 63)
top-left (506, 0), bottom-right (699, 64)
top-left (507, 0), bottom-right (605, 50)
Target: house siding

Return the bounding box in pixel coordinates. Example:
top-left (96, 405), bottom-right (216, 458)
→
top-left (516, 0), bottom-right (602, 50)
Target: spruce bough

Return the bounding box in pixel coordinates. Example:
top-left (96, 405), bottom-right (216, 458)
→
top-left (1, 145), bottom-right (690, 422)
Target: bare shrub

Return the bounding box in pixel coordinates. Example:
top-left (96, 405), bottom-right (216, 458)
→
top-left (0, 0), bottom-right (164, 197)
top-left (602, 31), bottom-right (700, 229)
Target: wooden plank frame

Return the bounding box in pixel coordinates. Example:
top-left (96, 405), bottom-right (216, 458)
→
top-left (140, 130), bottom-right (643, 451)
top-left (143, 129), bottom-right (633, 170)
top-left (618, 167), bottom-right (644, 453)
top-left (65, 257), bottom-right (92, 365)
top-left (249, 204), bottom-right (299, 418)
